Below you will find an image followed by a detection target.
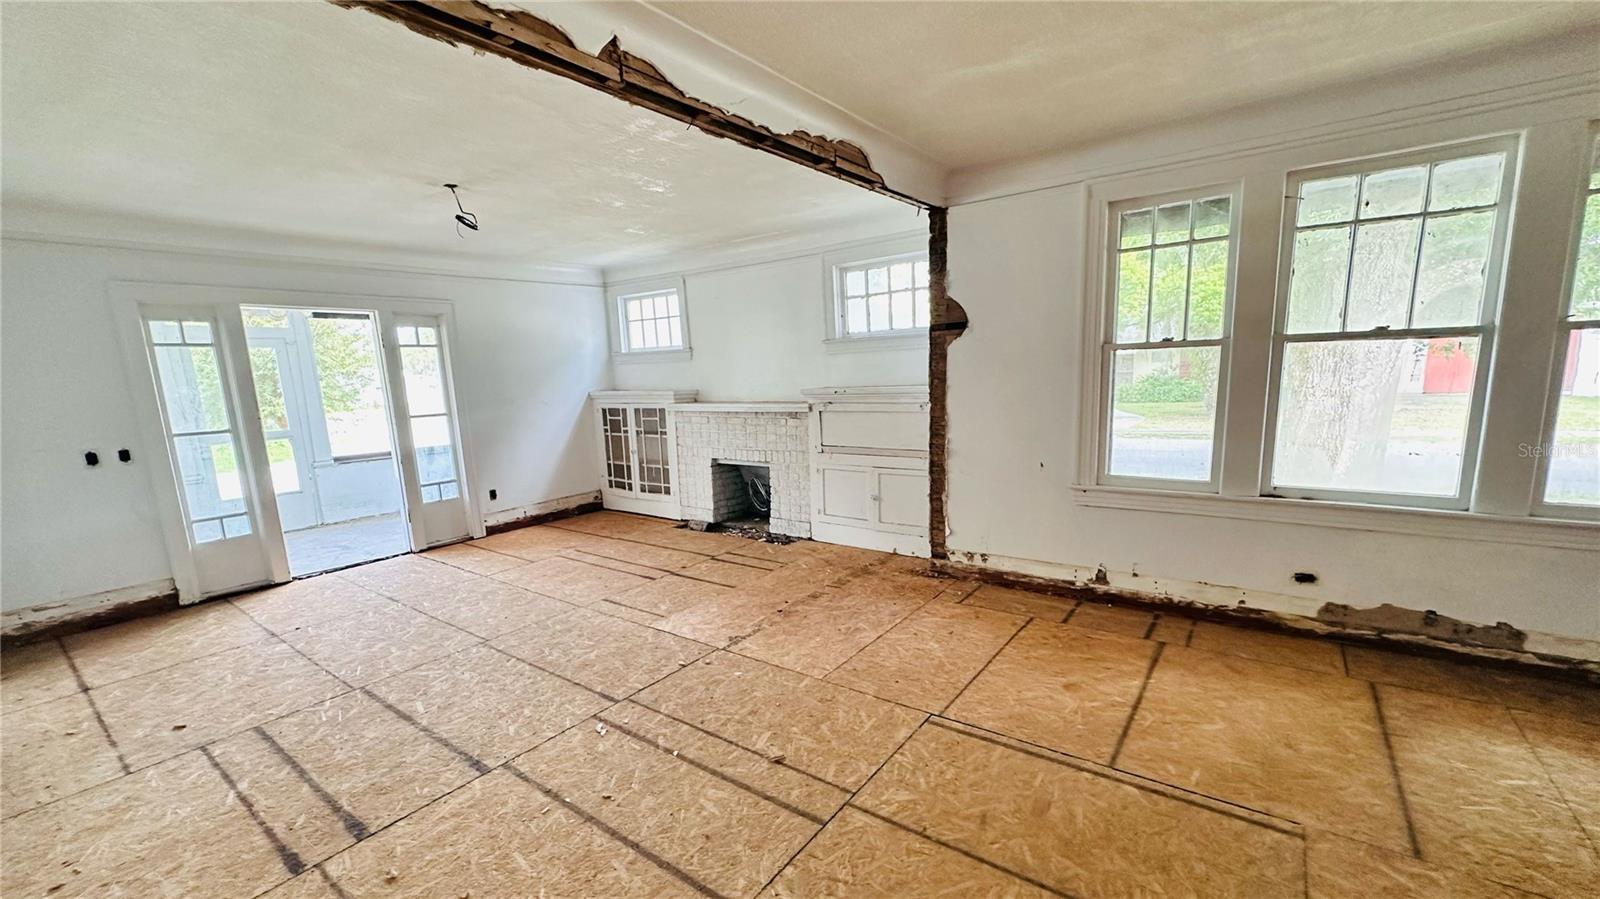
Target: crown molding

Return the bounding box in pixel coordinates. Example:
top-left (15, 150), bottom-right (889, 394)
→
top-left (948, 29), bottom-right (1600, 206)
top-left (603, 220), bottom-right (929, 286)
top-left (0, 205), bottom-right (604, 287)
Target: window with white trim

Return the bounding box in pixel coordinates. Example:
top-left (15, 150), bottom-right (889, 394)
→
top-left (836, 254), bottom-right (930, 336)
top-left (1267, 140), bottom-right (1515, 507)
top-left (1101, 190), bottom-right (1236, 487)
top-left (1541, 133), bottom-right (1600, 511)
top-left (618, 289), bottom-right (685, 352)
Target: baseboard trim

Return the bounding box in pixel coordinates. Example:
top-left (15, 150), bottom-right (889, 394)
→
top-left (2, 579), bottom-right (180, 647)
top-left (935, 559), bottom-right (1600, 685)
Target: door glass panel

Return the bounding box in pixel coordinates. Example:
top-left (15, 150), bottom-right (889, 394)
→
top-left (311, 316), bottom-right (390, 458)
top-left (401, 346), bottom-right (446, 416)
top-left (410, 415), bottom-right (455, 483)
top-left (633, 407), bottom-right (671, 496)
top-left (396, 320), bottom-right (461, 505)
top-left (602, 406), bottom-right (633, 491)
top-left (265, 438), bottom-right (300, 494)
top-left (249, 347), bottom-right (290, 432)
top-left (153, 346), bottom-right (229, 433)
top-left (147, 317), bottom-right (252, 544)
top-left (173, 434), bottom-right (248, 521)
top-left (148, 320), bottom-right (182, 343)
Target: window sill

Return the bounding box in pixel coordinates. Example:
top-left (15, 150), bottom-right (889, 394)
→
top-left (614, 348), bottom-right (692, 364)
top-left (1072, 484), bottom-right (1598, 550)
top-left (823, 333), bottom-right (929, 355)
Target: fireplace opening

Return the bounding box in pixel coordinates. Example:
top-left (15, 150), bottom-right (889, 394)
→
top-left (709, 461), bottom-right (772, 537)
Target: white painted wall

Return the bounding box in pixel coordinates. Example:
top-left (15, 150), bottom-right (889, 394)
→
top-left (944, 65), bottom-right (1600, 642)
top-left (0, 238), bottom-right (607, 613)
top-left (605, 233), bottom-right (930, 402)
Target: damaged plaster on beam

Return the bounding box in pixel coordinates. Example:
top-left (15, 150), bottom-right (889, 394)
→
top-left (330, 0), bottom-right (929, 209)
top-left (925, 207), bottom-right (967, 560)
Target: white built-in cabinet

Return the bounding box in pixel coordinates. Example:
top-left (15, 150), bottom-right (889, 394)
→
top-left (803, 386), bottom-right (930, 555)
top-left (590, 390), bottom-right (696, 519)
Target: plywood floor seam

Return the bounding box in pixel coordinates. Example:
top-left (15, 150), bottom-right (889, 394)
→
top-left (1368, 681), bottom-right (1426, 860)
top-left (4, 511), bottom-right (1597, 898)
top-left (926, 716), bottom-right (1305, 837)
top-left (56, 636), bottom-right (132, 776)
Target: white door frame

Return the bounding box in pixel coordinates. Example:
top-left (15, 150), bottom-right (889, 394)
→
top-left (110, 282), bottom-right (483, 600)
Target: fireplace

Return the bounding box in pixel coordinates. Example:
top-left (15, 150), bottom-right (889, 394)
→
top-left (674, 403), bottom-right (810, 538)
top-left (709, 461), bottom-right (771, 530)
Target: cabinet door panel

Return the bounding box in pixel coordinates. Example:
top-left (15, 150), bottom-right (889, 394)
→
top-left (875, 470), bottom-right (929, 529)
top-left (819, 466), bottom-right (871, 521)
top-left (818, 408), bottom-right (927, 452)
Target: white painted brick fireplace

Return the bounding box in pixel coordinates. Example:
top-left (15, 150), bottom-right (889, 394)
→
top-left (674, 403), bottom-right (811, 538)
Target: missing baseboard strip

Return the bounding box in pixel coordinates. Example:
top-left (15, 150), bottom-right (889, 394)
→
top-left (483, 500), bottom-right (605, 536)
top-left (933, 559), bottom-right (1600, 686)
top-left (2, 584), bottom-right (180, 648)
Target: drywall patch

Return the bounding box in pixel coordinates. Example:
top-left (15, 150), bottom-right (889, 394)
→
top-left (331, 0), bottom-right (924, 207)
top-left (1318, 602), bottom-right (1527, 651)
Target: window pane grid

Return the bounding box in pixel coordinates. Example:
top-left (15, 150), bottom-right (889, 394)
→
top-left (1103, 192), bottom-right (1234, 487)
top-left (1272, 146), bottom-right (1510, 504)
top-left (1566, 136), bottom-right (1600, 324)
top-left (839, 257), bottom-right (930, 335)
top-left (620, 290), bottom-right (684, 351)
top-left (1113, 197), bottom-right (1231, 345)
top-left (1540, 135), bottom-right (1600, 508)
top-left (1287, 154), bottom-right (1505, 335)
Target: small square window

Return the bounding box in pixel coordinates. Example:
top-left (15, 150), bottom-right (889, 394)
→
top-left (618, 289), bottom-right (686, 352)
top-left (837, 254), bottom-right (931, 337)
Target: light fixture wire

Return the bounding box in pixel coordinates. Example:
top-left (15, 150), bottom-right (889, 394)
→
top-left (443, 183), bottom-right (479, 238)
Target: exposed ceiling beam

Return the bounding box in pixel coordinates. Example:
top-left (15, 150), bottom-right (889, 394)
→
top-left (331, 0), bottom-right (933, 209)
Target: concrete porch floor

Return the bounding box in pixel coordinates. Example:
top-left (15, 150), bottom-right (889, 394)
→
top-left (2, 511), bottom-right (1596, 897)
top-left (283, 513), bottom-right (410, 577)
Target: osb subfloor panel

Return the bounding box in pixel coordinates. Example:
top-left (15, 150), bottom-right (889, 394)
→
top-left (3, 512), bottom-right (1597, 898)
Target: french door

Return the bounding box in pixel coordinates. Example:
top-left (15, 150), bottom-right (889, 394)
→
top-left (383, 313), bottom-right (470, 548)
top-left (118, 286), bottom-right (477, 601)
top-left (137, 306), bottom-right (286, 595)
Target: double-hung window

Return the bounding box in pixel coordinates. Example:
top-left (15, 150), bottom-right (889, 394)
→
top-left (1540, 133), bottom-right (1600, 512)
top-left (836, 254), bottom-right (930, 337)
top-left (1101, 190), bottom-right (1237, 488)
top-left (1267, 139), bottom-right (1516, 508)
top-left (618, 288), bottom-right (685, 353)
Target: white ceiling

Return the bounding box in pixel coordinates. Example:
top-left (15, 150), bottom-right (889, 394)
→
top-left (0, 0), bottom-right (916, 271)
top-left (650, 1), bottom-right (1600, 170)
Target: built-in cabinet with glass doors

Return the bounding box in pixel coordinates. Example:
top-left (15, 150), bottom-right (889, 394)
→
top-left (590, 390), bottom-right (695, 519)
